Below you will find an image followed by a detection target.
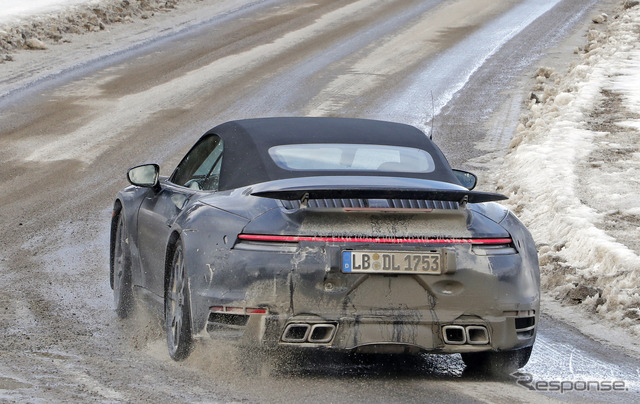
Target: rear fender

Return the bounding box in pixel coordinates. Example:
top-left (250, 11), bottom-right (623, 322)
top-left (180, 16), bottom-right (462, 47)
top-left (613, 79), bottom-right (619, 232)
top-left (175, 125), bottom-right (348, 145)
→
top-left (499, 211), bottom-right (540, 292)
top-left (176, 203), bottom-right (251, 334)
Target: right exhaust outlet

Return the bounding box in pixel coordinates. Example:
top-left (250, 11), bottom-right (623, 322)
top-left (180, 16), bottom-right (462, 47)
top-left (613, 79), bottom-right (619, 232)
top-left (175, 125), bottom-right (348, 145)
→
top-left (465, 325), bottom-right (489, 345)
top-left (282, 323), bottom-right (311, 342)
top-left (308, 324), bottom-right (336, 343)
top-left (442, 325), bottom-right (466, 344)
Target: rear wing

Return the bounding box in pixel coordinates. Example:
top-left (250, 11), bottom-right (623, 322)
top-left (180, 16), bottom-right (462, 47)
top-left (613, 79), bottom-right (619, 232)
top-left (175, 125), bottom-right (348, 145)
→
top-left (250, 176), bottom-right (507, 204)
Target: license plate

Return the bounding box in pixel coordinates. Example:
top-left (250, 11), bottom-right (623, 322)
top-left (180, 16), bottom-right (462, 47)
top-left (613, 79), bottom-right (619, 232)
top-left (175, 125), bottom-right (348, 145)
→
top-left (342, 251), bottom-right (442, 274)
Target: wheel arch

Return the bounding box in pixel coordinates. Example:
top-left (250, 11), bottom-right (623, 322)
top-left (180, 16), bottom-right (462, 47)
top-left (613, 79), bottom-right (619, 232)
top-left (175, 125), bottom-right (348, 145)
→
top-left (164, 231), bottom-right (182, 298)
top-left (109, 199), bottom-right (124, 289)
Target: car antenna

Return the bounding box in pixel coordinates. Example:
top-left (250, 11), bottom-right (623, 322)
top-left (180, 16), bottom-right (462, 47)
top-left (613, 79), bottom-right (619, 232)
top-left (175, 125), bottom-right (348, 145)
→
top-left (429, 90), bottom-right (435, 141)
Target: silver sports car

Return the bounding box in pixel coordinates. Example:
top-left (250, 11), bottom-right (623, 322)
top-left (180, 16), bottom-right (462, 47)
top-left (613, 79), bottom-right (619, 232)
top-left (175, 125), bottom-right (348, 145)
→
top-left (110, 117), bottom-right (539, 374)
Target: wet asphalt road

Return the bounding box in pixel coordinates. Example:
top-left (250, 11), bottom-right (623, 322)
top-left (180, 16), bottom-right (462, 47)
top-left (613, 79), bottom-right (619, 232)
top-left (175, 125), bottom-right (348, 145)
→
top-left (0, 0), bottom-right (638, 402)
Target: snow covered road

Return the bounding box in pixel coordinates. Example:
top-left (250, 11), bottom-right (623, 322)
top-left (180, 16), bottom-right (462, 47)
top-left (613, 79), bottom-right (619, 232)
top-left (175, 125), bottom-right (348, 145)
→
top-left (0, 0), bottom-right (639, 402)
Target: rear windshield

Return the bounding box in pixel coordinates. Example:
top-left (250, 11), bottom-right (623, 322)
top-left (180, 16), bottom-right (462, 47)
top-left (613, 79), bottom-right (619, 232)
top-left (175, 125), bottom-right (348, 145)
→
top-left (268, 144), bottom-right (435, 173)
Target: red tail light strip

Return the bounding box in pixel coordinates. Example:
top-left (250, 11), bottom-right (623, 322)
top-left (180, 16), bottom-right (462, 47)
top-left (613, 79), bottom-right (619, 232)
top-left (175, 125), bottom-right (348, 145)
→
top-left (238, 234), bottom-right (512, 245)
top-left (209, 306), bottom-right (267, 314)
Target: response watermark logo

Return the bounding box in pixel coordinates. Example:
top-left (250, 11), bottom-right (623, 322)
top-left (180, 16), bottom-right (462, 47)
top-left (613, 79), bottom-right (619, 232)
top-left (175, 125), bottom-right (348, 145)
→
top-left (510, 372), bottom-right (628, 393)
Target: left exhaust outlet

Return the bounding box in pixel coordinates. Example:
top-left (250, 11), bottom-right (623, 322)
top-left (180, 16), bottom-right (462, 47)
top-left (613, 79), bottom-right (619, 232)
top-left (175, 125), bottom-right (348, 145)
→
top-left (442, 325), bottom-right (489, 345)
top-left (281, 322), bottom-right (337, 343)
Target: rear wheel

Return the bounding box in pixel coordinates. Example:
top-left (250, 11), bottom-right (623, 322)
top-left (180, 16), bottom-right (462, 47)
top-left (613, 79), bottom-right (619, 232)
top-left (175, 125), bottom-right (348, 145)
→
top-left (112, 213), bottom-right (134, 318)
top-left (165, 241), bottom-right (193, 361)
top-left (461, 346), bottom-right (532, 376)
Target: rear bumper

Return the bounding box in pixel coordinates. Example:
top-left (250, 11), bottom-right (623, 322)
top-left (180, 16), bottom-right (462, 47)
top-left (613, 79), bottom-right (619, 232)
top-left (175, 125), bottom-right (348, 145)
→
top-left (205, 308), bottom-right (537, 353)
top-left (188, 237), bottom-right (539, 354)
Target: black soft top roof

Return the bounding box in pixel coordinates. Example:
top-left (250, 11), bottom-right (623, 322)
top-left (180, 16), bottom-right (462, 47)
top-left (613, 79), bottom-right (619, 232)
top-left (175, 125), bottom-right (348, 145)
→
top-left (204, 117), bottom-right (459, 191)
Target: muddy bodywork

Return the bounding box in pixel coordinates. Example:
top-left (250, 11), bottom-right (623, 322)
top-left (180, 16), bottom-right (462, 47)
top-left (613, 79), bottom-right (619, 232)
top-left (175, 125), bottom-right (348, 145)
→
top-left (111, 117), bottom-right (539, 356)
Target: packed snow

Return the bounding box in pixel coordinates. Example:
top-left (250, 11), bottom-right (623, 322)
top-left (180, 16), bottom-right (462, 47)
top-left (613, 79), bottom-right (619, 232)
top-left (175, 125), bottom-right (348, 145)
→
top-left (489, 5), bottom-right (640, 337)
top-left (0, 0), bottom-right (94, 23)
top-left (0, 0), bottom-right (184, 57)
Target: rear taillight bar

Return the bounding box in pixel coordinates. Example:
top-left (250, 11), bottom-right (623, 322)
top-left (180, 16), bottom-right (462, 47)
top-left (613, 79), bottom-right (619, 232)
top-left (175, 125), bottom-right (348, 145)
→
top-left (209, 306), bottom-right (267, 314)
top-left (237, 234), bottom-right (512, 245)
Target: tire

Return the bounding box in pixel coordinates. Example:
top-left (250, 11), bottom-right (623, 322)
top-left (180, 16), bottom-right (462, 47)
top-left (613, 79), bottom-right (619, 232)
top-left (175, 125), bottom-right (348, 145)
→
top-left (461, 346), bottom-right (532, 376)
top-left (165, 241), bottom-right (193, 361)
top-left (112, 213), bottom-right (134, 319)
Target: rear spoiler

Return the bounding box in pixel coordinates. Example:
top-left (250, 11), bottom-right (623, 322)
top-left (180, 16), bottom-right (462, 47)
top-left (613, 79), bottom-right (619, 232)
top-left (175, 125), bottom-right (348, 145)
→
top-left (250, 176), bottom-right (507, 204)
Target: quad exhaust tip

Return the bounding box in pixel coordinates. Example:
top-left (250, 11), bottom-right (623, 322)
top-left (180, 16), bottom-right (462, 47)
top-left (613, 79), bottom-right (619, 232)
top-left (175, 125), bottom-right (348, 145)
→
top-left (466, 325), bottom-right (489, 345)
top-left (282, 323), bottom-right (337, 343)
top-left (442, 325), bottom-right (489, 345)
top-left (282, 323), bottom-right (310, 343)
top-left (443, 325), bottom-right (466, 345)
top-left (309, 324), bottom-right (336, 343)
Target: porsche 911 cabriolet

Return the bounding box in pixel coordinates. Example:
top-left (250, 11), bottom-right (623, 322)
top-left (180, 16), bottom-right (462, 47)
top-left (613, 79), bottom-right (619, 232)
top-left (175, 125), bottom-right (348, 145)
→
top-left (110, 117), bottom-right (539, 374)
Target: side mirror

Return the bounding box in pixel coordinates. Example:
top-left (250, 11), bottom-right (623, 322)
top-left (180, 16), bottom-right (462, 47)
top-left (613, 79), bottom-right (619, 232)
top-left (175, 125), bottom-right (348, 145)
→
top-left (127, 164), bottom-right (160, 188)
top-left (453, 169), bottom-right (477, 190)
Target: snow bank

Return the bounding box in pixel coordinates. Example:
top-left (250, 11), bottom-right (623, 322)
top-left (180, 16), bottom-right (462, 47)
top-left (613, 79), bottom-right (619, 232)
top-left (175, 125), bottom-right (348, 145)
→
top-left (0, 0), bottom-right (95, 23)
top-left (493, 4), bottom-right (640, 336)
top-left (0, 0), bottom-right (182, 57)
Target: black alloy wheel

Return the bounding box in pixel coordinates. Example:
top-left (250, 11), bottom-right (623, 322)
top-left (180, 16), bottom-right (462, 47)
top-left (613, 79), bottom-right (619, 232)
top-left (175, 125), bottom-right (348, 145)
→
top-left (165, 241), bottom-right (193, 361)
top-left (112, 213), bottom-right (134, 318)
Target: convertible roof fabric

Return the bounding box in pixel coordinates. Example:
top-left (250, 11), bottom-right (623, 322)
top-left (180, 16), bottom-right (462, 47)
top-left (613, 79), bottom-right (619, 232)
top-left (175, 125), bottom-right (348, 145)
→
top-left (204, 117), bottom-right (459, 191)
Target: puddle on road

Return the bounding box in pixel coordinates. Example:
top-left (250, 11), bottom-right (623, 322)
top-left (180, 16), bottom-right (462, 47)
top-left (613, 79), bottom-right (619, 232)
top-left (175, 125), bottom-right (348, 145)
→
top-left (147, 335), bottom-right (471, 381)
top-left (137, 320), bottom-right (639, 403)
top-left (521, 315), bottom-right (640, 400)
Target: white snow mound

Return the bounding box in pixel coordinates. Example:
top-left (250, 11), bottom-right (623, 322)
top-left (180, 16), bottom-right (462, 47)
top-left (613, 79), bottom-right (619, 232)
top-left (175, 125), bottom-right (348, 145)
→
top-left (493, 4), bottom-right (640, 336)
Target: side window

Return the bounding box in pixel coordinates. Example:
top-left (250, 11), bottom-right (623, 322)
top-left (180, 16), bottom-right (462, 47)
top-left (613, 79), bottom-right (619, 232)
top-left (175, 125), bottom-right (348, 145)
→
top-left (171, 135), bottom-right (223, 191)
